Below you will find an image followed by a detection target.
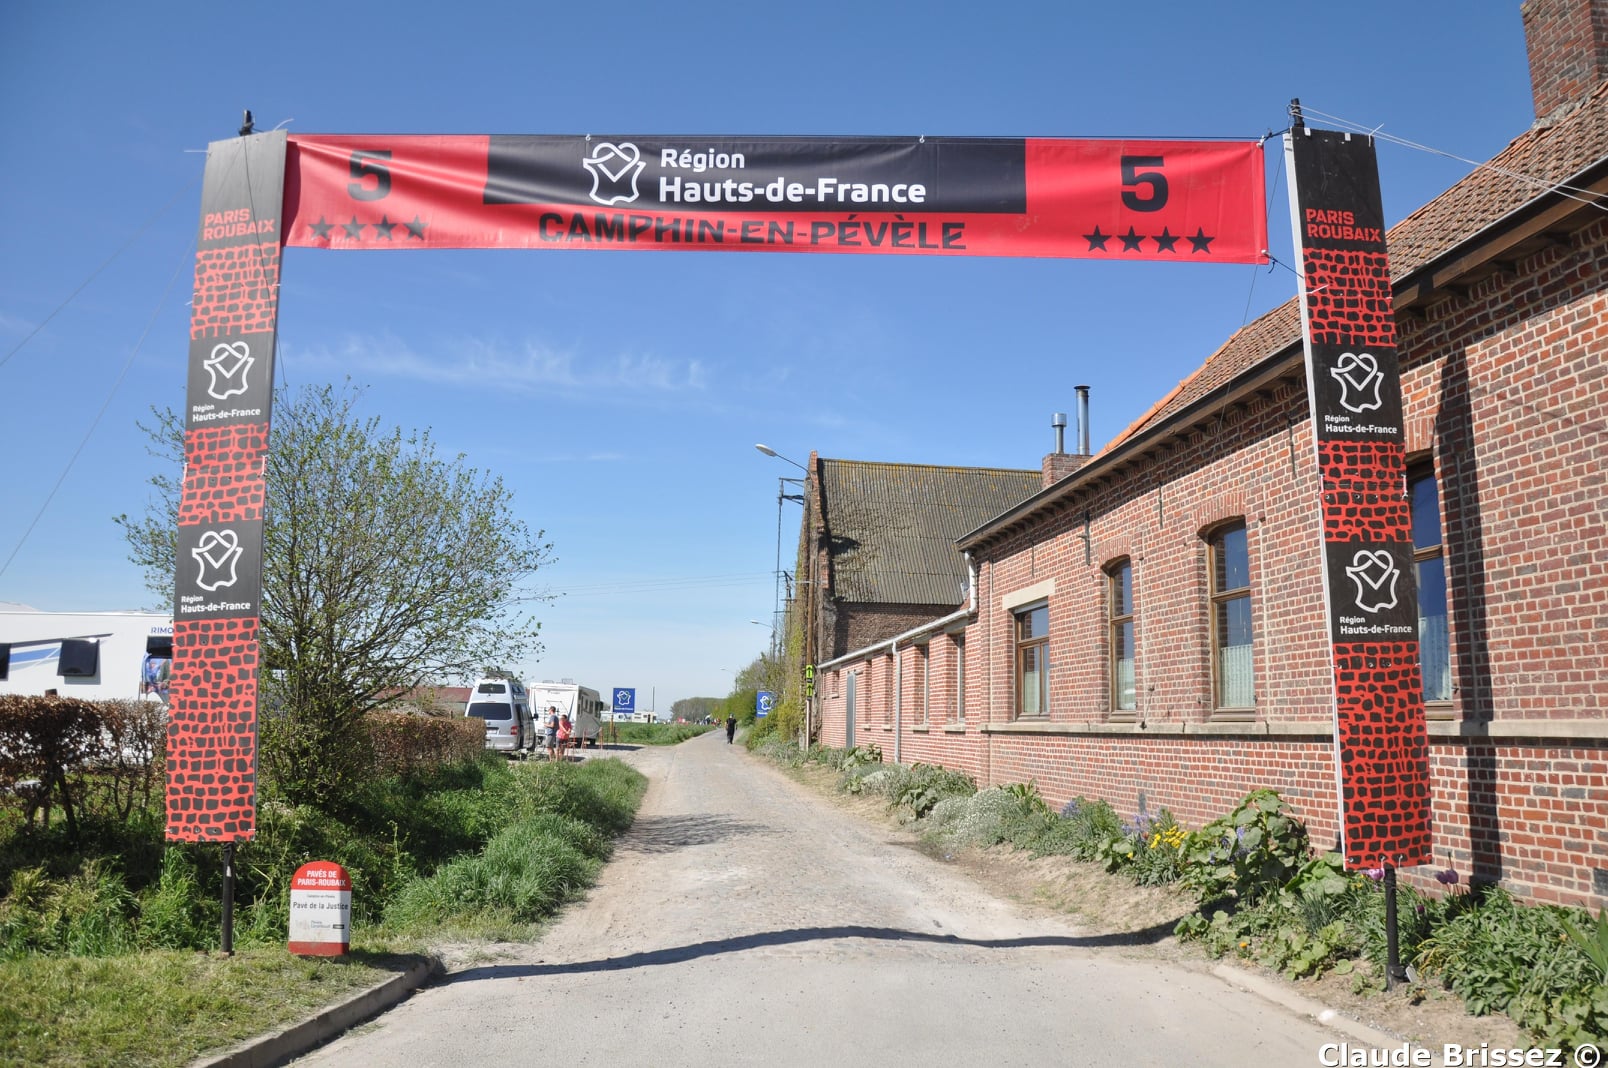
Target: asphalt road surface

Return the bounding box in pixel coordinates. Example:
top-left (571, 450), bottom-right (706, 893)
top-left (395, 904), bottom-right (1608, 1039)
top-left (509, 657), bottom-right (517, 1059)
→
top-left (293, 733), bottom-right (1347, 1067)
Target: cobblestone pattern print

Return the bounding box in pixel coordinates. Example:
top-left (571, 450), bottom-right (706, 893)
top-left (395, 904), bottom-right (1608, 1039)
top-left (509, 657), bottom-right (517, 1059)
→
top-left (165, 616), bottom-right (258, 840)
top-left (177, 423), bottom-right (268, 526)
top-left (189, 242), bottom-right (281, 340)
top-left (1303, 248), bottom-right (1396, 349)
top-left (1332, 643), bottom-right (1432, 867)
top-left (1317, 439), bottom-right (1410, 543)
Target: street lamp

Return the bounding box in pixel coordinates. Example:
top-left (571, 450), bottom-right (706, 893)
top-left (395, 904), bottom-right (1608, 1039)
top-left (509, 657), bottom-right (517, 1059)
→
top-left (754, 445), bottom-right (806, 651)
top-left (754, 443), bottom-right (807, 472)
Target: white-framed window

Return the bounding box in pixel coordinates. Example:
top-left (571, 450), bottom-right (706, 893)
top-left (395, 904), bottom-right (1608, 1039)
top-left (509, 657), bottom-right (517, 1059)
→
top-left (1108, 559), bottom-right (1136, 712)
top-left (953, 632), bottom-right (966, 723)
top-left (917, 641), bottom-right (931, 724)
top-left (1209, 521), bottom-right (1254, 710)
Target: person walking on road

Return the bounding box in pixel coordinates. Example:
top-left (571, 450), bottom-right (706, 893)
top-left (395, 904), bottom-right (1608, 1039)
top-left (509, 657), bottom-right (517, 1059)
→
top-left (725, 715), bottom-right (736, 744)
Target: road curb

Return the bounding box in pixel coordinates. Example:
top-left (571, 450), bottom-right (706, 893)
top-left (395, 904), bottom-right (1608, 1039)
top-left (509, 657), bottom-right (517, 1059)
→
top-left (192, 956), bottom-right (442, 1068)
top-left (1212, 963), bottom-right (1416, 1050)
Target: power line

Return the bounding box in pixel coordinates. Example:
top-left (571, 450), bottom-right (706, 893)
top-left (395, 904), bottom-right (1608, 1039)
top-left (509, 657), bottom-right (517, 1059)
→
top-left (0, 236), bottom-right (194, 580)
top-left (0, 170), bottom-right (201, 374)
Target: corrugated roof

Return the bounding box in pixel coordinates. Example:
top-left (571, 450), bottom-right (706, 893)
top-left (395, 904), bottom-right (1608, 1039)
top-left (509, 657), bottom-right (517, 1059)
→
top-left (822, 459), bottom-right (1041, 604)
top-left (1109, 86), bottom-right (1608, 450)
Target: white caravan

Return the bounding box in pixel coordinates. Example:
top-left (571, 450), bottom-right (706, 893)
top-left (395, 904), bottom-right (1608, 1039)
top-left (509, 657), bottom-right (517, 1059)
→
top-left (0, 607), bottom-right (173, 703)
top-left (528, 681), bottom-right (605, 747)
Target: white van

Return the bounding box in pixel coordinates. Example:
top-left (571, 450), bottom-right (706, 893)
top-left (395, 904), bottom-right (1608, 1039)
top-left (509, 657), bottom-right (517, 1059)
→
top-left (465, 677), bottom-right (535, 754)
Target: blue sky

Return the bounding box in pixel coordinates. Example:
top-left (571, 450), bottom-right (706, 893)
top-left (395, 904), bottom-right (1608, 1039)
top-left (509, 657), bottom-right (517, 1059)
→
top-left (0, 2), bottom-right (1535, 716)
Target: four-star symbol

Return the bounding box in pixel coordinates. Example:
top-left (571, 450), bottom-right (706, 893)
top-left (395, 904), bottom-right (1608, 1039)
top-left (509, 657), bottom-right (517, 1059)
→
top-left (1075, 223), bottom-right (1219, 255)
top-left (303, 214), bottom-right (428, 243)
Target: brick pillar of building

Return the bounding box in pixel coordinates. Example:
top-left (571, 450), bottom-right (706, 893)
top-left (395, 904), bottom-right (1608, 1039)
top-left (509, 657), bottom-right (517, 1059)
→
top-left (1523, 0), bottom-right (1608, 121)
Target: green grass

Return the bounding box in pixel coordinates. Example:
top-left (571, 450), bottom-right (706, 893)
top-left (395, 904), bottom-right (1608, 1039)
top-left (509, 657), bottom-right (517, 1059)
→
top-left (0, 946), bottom-right (424, 1068)
top-left (606, 722), bottom-right (715, 746)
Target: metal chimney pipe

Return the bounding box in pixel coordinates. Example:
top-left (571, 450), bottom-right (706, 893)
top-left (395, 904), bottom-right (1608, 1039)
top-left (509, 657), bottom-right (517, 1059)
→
top-left (1051, 412), bottom-right (1068, 455)
top-left (1075, 385), bottom-right (1090, 455)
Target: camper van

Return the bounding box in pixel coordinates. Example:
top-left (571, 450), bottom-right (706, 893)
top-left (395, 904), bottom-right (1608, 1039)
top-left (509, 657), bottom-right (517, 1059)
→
top-left (0, 608), bottom-right (173, 703)
top-left (465, 677), bottom-right (535, 755)
top-left (527, 681), bottom-right (605, 748)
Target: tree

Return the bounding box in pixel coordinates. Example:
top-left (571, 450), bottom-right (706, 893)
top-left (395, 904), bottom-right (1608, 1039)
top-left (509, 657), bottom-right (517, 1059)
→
top-left (116, 382), bottom-right (553, 805)
top-left (669, 696), bottom-right (721, 721)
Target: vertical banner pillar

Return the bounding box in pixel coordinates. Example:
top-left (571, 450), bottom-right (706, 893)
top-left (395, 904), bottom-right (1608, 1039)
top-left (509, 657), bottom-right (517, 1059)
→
top-left (1285, 126), bottom-right (1432, 872)
top-left (166, 131), bottom-right (286, 844)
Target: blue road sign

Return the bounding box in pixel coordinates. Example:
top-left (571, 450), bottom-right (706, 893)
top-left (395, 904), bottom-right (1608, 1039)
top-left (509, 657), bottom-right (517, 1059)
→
top-left (756, 690), bottom-right (774, 718)
top-left (613, 688), bottom-right (635, 714)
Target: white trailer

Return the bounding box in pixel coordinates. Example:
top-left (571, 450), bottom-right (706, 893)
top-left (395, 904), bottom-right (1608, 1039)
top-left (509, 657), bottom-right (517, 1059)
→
top-left (0, 607), bottom-right (173, 703)
top-left (528, 680), bottom-right (605, 746)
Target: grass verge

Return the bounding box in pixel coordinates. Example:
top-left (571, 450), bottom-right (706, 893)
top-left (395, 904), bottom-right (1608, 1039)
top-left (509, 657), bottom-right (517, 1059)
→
top-left (0, 947), bottom-right (421, 1067)
top-left (0, 756), bottom-right (648, 1067)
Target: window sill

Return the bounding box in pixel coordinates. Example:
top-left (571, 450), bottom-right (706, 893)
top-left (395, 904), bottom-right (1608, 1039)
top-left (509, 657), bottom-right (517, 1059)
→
top-left (943, 723), bottom-right (968, 733)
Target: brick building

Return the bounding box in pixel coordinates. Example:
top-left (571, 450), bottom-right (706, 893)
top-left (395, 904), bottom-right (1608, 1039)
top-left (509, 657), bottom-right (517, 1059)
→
top-left (809, 0), bottom-right (1608, 908)
top-left (791, 456), bottom-right (1041, 692)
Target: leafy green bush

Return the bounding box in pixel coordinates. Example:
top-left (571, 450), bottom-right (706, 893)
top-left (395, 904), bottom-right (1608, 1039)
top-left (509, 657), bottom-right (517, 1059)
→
top-left (1417, 888), bottom-right (1607, 1046)
top-left (927, 784), bottom-right (1055, 849)
top-left (1029, 797), bottom-right (1122, 860)
top-left (1179, 788), bottom-right (1309, 908)
top-left (893, 764), bottom-right (976, 820)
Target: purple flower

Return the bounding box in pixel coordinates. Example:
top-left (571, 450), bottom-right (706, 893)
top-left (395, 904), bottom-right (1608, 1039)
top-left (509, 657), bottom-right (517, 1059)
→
top-left (1435, 868), bottom-right (1460, 886)
top-left (1364, 867), bottom-right (1385, 881)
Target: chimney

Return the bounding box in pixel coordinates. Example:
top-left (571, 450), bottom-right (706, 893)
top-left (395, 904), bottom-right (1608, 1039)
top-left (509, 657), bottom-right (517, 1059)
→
top-left (1041, 407), bottom-right (1089, 488)
top-left (1076, 384), bottom-right (1091, 456)
top-left (1522, 0), bottom-right (1608, 122)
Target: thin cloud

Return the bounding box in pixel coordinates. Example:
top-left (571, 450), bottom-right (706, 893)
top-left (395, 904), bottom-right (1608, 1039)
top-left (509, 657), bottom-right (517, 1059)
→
top-left (288, 332), bottom-right (709, 397)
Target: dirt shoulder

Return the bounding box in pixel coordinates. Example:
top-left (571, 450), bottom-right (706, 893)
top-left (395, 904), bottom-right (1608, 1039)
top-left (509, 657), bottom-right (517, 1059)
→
top-left (779, 758), bottom-right (1531, 1052)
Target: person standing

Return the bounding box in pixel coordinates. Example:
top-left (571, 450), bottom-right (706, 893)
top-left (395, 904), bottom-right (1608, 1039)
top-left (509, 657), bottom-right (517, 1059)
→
top-left (544, 706), bottom-right (560, 759)
top-left (557, 714), bottom-right (573, 759)
top-left (725, 715), bottom-right (736, 744)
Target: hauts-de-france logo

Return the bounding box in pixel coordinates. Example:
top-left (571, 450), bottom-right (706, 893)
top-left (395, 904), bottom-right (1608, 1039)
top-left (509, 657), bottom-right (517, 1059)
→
top-left (204, 341), bottom-right (255, 400)
top-left (1330, 351), bottom-right (1384, 413)
top-left (582, 142), bottom-right (645, 206)
top-left (192, 528), bottom-right (244, 592)
top-left (1344, 549), bottom-right (1401, 614)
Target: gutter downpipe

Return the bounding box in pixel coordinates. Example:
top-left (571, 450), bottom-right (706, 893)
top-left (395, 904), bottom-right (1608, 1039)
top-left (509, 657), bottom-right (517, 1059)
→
top-left (893, 640), bottom-right (901, 765)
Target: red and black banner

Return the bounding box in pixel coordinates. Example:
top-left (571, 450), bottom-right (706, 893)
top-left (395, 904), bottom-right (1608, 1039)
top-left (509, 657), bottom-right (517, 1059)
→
top-left (1286, 127), bottom-right (1431, 871)
top-left (166, 130), bottom-right (285, 843)
top-left (168, 127), bottom-right (1269, 844)
top-left (284, 134), bottom-right (1267, 262)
